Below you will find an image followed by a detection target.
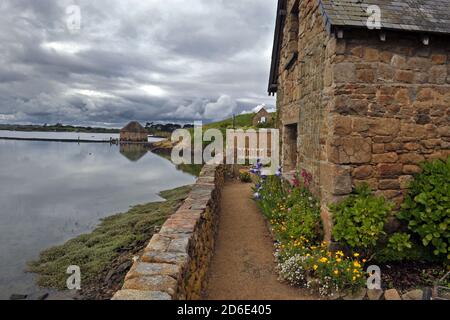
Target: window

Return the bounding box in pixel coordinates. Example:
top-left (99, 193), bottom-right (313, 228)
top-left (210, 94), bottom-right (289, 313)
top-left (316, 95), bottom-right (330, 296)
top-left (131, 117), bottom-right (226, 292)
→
top-left (260, 116), bottom-right (267, 124)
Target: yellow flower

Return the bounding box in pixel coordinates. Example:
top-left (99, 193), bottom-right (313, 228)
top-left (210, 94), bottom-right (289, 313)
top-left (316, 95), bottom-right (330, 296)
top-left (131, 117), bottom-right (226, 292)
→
top-left (353, 253), bottom-right (360, 257)
top-left (353, 261), bottom-right (361, 268)
top-left (362, 259), bottom-right (367, 263)
top-left (313, 265), bottom-right (318, 270)
top-left (353, 269), bottom-right (360, 274)
top-left (336, 251), bottom-right (344, 256)
top-left (352, 276), bottom-right (356, 281)
top-left (334, 270), bottom-right (339, 275)
top-left (319, 257), bottom-right (328, 263)
top-left (336, 258), bottom-right (342, 263)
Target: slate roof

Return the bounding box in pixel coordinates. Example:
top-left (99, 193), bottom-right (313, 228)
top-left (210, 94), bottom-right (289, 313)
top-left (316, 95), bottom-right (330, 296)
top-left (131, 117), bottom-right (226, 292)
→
top-left (320, 0), bottom-right (450, 34)
top-left (268, 0), bottom-right (450, 94)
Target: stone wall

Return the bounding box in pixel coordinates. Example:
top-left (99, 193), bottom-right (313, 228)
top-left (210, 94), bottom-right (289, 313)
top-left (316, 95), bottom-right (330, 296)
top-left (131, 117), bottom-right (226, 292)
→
top-left (325, 30), bottom-right (450, 209)
top-left (276, 0), bottom-right (450, 239)
top-left (112, 165), bottom-right (224, 300)
top-left (277, 0), bottom-right (335, 193)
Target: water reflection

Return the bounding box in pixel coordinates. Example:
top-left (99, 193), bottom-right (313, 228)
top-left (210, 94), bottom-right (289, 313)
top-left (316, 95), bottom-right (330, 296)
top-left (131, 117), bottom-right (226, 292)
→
top-left (0, 138), bottom-right (195, 299)
top-left (119, 144), bottom-right (148, 162)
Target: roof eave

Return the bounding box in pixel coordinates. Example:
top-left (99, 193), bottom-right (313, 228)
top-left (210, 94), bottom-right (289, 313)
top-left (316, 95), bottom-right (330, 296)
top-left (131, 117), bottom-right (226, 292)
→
top-left (268, 0), bottom-right (287, 95)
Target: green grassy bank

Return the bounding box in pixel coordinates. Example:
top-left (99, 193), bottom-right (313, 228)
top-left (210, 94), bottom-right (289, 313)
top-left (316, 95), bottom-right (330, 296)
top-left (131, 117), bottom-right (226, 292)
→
top-left (27, 185), bottom-right (192, 299)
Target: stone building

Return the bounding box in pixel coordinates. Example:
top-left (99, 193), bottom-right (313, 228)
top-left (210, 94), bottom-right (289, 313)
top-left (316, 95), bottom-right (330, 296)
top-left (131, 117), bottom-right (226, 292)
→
top-left (268, 0), bottom-right (450, 238)
top-left (120, 121), bottom-right (148, 142)
top-left (252, 107), bottom-right (273, 126)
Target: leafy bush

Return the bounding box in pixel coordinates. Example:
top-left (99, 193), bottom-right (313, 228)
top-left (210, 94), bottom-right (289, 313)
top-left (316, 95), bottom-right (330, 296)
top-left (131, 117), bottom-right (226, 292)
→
top-left (331, 184), bottom-right (394, 253)
top-left (386, 233), bottom-right (413, 252)
top-left (255, 173), bottom-right (322, 245)
top-left (376, 233), bottom-right (413, 262)
top-left (239, 171), bottom-right (252, 183)
top-left (398, 157), bottom-right (450, 259)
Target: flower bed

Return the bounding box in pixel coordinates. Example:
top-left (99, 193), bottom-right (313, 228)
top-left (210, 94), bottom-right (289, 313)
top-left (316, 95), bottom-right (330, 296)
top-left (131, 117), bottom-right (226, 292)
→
top-left (251, 162), bottom-right (365, 297)
top-left (251, 158), bottom-right (449, 299)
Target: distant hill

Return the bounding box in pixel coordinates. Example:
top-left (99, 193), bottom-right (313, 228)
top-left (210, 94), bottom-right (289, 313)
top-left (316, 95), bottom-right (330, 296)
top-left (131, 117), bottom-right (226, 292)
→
top-left (203, 113), bottom-right (255, 130)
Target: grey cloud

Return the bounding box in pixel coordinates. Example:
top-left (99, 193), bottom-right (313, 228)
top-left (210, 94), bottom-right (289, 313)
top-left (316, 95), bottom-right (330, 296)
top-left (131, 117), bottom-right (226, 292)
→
top-left (0, 0), bottom-right (276, 126)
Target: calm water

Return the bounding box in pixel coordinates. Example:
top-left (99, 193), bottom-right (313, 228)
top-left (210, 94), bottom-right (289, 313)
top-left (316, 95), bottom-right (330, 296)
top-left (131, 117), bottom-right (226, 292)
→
top-left (0, 132), bottom-right (195, 300)
top-left (0, 130), bottom-right (121, 141)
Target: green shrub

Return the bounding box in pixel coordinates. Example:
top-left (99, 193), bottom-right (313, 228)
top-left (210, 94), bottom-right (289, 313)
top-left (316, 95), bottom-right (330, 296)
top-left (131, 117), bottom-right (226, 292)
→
top-left (331, 184), bottom-right (394, 253)
top-left (376, 232), bottom-right (439, 263)
top-left (239, 171), bottom-right (252, 183)
top-left (398, 157), bottom-right (450, 259)
top-left (387, 233), bottom-right (413, 251)
top-left (377, 233), bottom-right (413, 262)
top-left (282, 187), bottom-right (322, 244)
top-left (255, 174), bottom-right (322, 244)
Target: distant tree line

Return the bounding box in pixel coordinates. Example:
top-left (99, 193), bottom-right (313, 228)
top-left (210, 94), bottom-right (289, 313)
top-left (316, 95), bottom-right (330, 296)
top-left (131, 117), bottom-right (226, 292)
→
top-left (145, 122), bottom-right (193, 134)
top-left (0, 123), bottom-right (119, 133)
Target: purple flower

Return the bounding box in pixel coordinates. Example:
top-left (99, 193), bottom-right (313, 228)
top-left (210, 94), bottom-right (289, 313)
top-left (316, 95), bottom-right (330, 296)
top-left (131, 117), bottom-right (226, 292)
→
top-left (275, 168), bottom-right (282, 177)
top-left (253, 192), bottom-right (261, 200)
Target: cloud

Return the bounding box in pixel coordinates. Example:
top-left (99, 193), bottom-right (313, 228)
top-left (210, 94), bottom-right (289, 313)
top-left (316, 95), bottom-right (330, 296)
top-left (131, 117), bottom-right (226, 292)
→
top-left (0, 0), bottom-right (276, 126)
top-left (240, 103), bottom-right (276, 115)
top-left (204, 95), bottom-right (236, 121)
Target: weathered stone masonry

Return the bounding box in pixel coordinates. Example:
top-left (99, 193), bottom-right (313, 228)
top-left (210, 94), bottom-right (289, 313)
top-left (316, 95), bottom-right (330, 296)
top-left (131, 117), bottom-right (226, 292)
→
top-left (113, 165), bottom-right (224, 300)
top-left (270, 0), bottom-right (450, 239)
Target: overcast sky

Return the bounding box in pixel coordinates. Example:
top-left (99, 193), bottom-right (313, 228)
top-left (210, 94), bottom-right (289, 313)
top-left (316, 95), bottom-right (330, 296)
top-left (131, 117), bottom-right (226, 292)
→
top-left (0, 0), bottom-right (276, 127)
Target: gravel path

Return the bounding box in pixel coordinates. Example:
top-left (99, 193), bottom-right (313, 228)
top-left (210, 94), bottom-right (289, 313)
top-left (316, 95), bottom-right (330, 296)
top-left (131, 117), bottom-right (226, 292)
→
top-left (205, 181), bottom-right (313, 300)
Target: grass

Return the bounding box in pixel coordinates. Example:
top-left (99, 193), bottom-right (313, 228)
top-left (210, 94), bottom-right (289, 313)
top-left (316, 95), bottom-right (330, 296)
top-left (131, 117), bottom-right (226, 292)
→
top-left (203, 113), bottom-right (255, 130)
top-left (27, 185), bottom-right (192, 290)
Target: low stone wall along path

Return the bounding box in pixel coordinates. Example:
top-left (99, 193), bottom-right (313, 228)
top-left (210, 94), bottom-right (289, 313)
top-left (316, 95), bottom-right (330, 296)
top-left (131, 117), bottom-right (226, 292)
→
top-left (205, 181), bottom-right (312, 300)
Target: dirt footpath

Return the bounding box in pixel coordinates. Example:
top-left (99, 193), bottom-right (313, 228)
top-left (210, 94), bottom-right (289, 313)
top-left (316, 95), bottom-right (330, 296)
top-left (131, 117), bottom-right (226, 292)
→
top-left (205, 181), bottom-right (313, 300)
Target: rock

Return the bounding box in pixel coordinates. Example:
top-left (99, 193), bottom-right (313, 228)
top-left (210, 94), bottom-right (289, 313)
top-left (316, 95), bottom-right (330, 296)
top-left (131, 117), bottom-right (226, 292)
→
top-left (27, 291), bottom-right (50, 300)
top-left (334, 63), bottom-right (356, 83)
top-left (105, 261), bottom-right (132, 282)
top-left (142, 251), bottom-right (188, 266)
top-left (112, 289), bottom-right (171, 300)
top-left (377, 164), bottom-right (403, 178)
top-left (402, 289), bottom-right (424, 300)
top-left (10, 294), bottom-right (27, 300)
top-left (352, 165), bottom-right (373, 179)
top-left (328, 291), bottom-right (343, 300)
top-left (122, 275), bottom-right (177, 297)
top-left (125, 262), bottom-right (180, 281)
top-left (384, 289), bottom-right (401, 300)
top-left (378, 179), bottom-right (401, 190)
top-left (37, 293), bottom-right (50, 300)
top-left (367, 289), bottom-right (383, 300)
top-left (343, 288), bottom-right (367, 300)
top-left (372, 152), bottom-right (399, 163)
top-left (403, 165), bottom-right (422, 174)
top-left (399, 153), bottom-right (425, 164)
